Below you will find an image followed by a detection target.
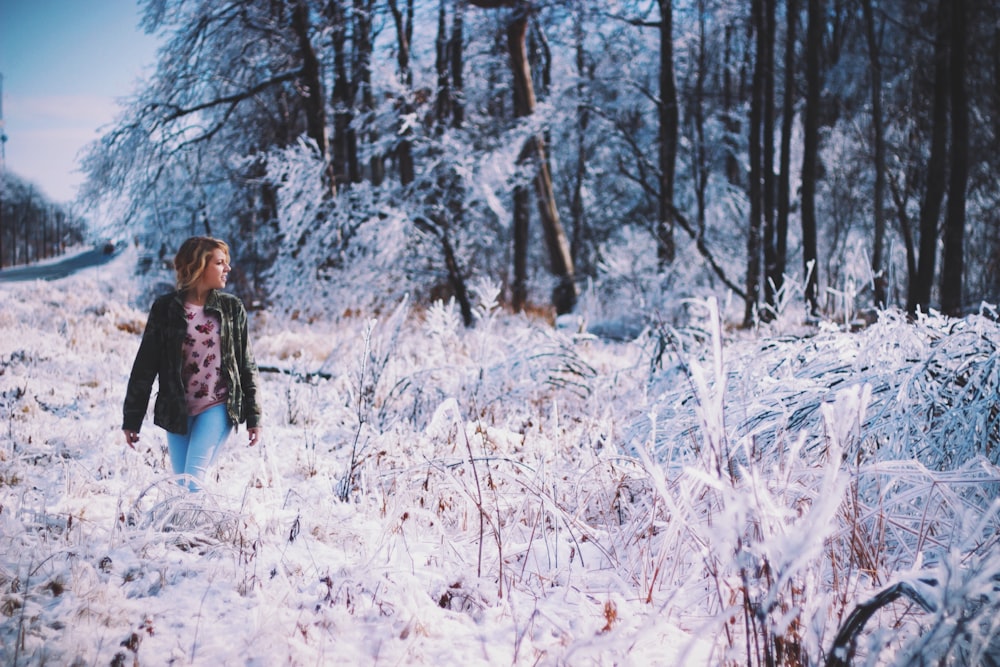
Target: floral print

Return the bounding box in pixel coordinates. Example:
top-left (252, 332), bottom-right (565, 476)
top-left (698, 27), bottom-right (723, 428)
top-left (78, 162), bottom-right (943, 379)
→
top-left (182, 303), bottom-right (229, 415)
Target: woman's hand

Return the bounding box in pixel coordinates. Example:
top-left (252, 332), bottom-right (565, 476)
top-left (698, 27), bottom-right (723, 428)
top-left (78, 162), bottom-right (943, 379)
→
top-left (248, 427), bottom-right (262, 446)
top-left (123, 430), bottom-right (140, 449)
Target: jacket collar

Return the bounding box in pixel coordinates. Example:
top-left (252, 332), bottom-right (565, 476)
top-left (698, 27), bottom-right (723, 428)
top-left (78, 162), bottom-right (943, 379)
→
top-left (172, 289), bottom-right (223, 313)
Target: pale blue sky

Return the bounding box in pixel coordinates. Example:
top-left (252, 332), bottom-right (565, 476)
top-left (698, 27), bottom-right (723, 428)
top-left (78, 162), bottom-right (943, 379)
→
top-left (0, 0), bottom-right (159, 203)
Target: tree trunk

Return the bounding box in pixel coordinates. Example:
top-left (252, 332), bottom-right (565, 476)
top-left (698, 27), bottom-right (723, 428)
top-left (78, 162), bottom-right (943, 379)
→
top-left (656, 0), bottom-right (679, 267)
top-left (389, 0), bottom-right (416, 186)
top-left (506, 7), bottom-right (576, 313)
top-left (329, 0), bottom-right (357, 187)
top-left (991, 26), bottom-right (1000, 306)
top-left (450, 0), bottom-right (465, 128)
top-left (940, 0), bottom-right (967, 317)
top-left (426, 0), bottom-right (473, 326)
top-left (512, 183), bottom-right (530, 311)
top-left (290, 0), bottom-right (334, 196)
top-left (745, 0), bottom-right (765, 326)
top-left (354, 0), bottom-right (383, 186)
top-left (722, 25), bottom-right (742, 187)
top-left (435, 0), bottom-right (452, 125)
top-left (907, 0), bottom-right (949, 316)
top-left (775, 0), bottom-right (797, 299)
top-left (570, 3), bottom-right (589, 269)
top-left (761, 0), bottom-right (777, 312)
top-left (863, 0), bottom-right (887, 308)
top-left (800, 0), bottom-right (822, 316)
top-left (0, 191), bottom-right (5, 268)
top-left (691, 0), bottom-right (709, 245)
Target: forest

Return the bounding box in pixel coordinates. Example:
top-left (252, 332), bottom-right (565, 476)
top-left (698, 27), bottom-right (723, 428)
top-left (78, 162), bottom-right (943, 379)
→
top-left (80, 0), bottom-right (1000, 326)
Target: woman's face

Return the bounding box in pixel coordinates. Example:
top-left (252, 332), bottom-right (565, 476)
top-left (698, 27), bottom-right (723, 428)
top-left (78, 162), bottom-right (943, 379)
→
top-left (197, 248), bottom-right (231, 291)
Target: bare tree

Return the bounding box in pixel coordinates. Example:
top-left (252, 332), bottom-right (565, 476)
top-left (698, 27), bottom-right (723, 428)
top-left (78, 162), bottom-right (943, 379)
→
top-left (745, 0), bottom-right (766, 325)
top-left (907, 0), bottom-right (949, 316)
top-left (291, 0), bottom-right (334, 196)
top-left (761, 0), bottom-right (777, 312)
top-left (355, 0), bottom-right (383, 185)
top-left (800, 0), bottom-right (823, 316)
top-left (863, 0), bottom-right (887, 308)
top-left (389, 0), bottom-right (416, 186)
top-left (330, 0), bottom-right (359, 185)
top-left (940, 0), bottom-right (968, 316)
top-left (469, 0), bottom-right (577, 314)
top-left (774, 0), bottom-right (798, 302)
top-left (424, 0), bottom-right (474, 326)
top-left (569, 2), bottom-right (590, 270)
top-left (656, 0), bottom-right (679, 267)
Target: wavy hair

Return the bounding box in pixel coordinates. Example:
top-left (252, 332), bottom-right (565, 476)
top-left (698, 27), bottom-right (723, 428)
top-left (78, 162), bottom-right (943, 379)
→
top-left (173, 236), bottom-right (230, 292)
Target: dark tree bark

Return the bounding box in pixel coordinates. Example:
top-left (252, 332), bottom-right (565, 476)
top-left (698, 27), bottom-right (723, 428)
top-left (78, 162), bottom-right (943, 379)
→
top-left (908, 0), bottom-right (950, 316)
top-left (991, 25), bottom-right (1000, 305)
top-left (656, 0), bottom-right (679, 267)
top-left (690, 0), bottom-right (709, 246)
top-left (389, 0), bottom-right (416, 186)
top-left (512, 183), bottom-right (531, 311)
top-left (570, 3), bottom-right (589, 269)
top-left (449, 0), bottom-right (466, 128)
top-left (511, 55), bottom-right (576, 311)
top-left (940, 0), bottom-right (968, 317)
top-left (800, 0), bottom-right (823, 316)
top-left (775, 0), bottom-right (797, 299)
top-left (329, 0), bottom-right (359, 186)
top-left (723, 25), bottom-right (742, 187)
top-left (507, 9), bottom-right (533, 314)
top-left (354, 0), bottom-right (383, 185)
top-left (761, 0), bottom-right (777, 311)
top-left (863, 0), bottom-right (887, 308)
top-left (327, 2), bottom-right (354, 188)
top-left (745, 0), bottom-right (766, 325)
top-left (436, 0), bottom-right (452, 125)
top-left (290, 0), bottom-right (334, 196)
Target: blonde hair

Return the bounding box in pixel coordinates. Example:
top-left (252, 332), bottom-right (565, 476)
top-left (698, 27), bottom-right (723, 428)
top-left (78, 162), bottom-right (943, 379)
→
top-left (174, 236), bottom-right (230, 291)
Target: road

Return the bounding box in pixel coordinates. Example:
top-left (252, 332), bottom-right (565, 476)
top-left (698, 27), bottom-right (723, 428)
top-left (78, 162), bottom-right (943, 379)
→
top-left (0, 246), bottom-right (122, 282)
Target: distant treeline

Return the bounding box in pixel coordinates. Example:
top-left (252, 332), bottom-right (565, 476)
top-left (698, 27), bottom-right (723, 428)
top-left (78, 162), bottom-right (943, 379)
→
top-left (0, 174), bottom-right (86, 269)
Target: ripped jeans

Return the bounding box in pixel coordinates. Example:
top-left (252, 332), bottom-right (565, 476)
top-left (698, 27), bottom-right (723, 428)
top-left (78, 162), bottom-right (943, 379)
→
top-left (166, 403), bottom-right (233, 491)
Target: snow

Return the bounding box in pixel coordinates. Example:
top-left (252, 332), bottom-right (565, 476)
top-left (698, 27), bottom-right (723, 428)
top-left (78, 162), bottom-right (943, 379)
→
top-left (2, 251), bottom-right (1000, 665)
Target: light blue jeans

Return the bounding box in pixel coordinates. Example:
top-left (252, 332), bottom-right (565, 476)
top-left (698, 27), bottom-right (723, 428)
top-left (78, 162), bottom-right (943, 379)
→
top-left (166, 404), bottom-right (233, 491)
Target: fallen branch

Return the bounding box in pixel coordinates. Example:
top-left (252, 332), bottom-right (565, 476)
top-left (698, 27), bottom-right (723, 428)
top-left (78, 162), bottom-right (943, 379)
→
top-left (257, 365), bottom-right (332, 382)
top-left (826, 579), bottom-right (938, 667)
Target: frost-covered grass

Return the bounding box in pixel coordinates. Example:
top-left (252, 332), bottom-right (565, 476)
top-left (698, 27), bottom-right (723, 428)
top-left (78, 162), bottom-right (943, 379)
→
top-left (1, 254), bottom-right (999, 666)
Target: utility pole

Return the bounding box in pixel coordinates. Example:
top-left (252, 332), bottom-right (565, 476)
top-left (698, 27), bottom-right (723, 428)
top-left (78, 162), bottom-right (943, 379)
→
top-left (0, 72), bottom-right (7, 268)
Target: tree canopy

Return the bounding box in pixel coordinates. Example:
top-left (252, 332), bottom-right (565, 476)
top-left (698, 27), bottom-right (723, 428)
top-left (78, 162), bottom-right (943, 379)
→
top-left (81, 0), bottom-right (1000, 323)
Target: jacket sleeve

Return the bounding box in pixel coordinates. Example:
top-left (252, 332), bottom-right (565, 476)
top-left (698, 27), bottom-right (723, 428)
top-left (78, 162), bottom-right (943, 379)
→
top-left (122, 302), bottom-right (163, 431)
top-left (236, 301), bottom-right (263, 428)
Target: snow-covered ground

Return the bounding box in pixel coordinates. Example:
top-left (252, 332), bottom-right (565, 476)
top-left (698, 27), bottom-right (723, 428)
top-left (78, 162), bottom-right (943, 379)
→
top-left (2, 251), bottom-right (999, 666)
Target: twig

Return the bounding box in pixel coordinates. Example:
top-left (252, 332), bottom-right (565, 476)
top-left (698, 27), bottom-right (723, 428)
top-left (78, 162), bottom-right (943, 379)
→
top-left (825, 579), bottom-right (938, 667)
top-left (461, 427), bottom-right (486, 578)
top-left (340, 320), bottom-right (376, 502)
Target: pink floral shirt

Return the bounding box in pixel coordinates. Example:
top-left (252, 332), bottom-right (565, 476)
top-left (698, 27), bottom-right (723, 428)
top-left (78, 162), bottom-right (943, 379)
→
top-left (181, 302), bottom-right (229, 416)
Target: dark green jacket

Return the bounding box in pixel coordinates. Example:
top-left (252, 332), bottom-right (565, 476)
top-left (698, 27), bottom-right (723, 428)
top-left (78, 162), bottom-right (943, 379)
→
top-left (123, 290), bottom-right (263, 435)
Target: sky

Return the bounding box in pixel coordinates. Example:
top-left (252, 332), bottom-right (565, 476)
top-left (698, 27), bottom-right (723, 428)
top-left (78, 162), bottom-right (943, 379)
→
top-left (0, 0), bottom-right (159, 204)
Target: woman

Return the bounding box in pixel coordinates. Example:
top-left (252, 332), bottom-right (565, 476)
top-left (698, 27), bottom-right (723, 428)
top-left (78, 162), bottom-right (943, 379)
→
top-left (122, 236), bottom-right (263, 490)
